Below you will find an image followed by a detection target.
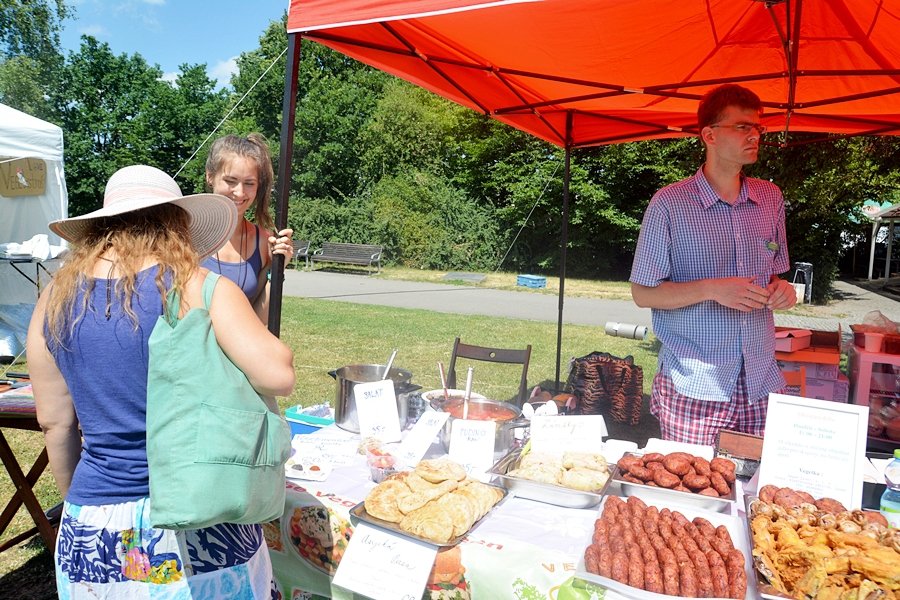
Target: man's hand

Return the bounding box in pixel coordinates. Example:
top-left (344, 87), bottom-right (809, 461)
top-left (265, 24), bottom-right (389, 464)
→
top-left (714, 277), bottom-right (770, 312)
top-left (766, 277), bottom-right (797, 310)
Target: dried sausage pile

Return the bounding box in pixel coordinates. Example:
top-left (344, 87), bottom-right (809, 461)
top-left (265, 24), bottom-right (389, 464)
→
top-left (616, 452), bottom-right (736, 498)
top-left (584, 495), bottom-right (747, 599)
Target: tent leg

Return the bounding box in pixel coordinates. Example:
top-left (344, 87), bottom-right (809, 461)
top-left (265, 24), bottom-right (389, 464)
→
top-left (868, 220), bottom-right (879, 280)
top-left (269, 33), bottom-right (303, 336)
top-left (554, 113), bottom-right (573, 392)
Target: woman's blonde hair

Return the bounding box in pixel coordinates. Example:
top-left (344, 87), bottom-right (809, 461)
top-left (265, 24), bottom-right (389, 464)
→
top-left (206, 133), bottom-right (275, 230)
top-left (44, 204), bottom-right (198, 347)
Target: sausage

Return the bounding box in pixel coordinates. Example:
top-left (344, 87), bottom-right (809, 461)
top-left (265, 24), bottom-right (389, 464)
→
top-left (592, 520), bottom-right (608, 546)
top-left (663, 454), bottom-right (693, 476)
top-left (725, 550), bottom-right (747, 599)
top-left (644, 560), bottom-right (664, 594)
top-left (679, 562), bottom-right (698, 597)
top-left (710, 471), bottom-right (731, 496)
top-left (661, 560), bottom-right (680, 596)
top-left (611, 549), bottom-right (630, 583)
top-left (706, 550), bottom-right (729, 598)
top-left (627, 545), bottom-right (644, 589)
top-left (648, 533), bottom-right (667, 553)
top-left (657, 519), bottom-right (674, 541)
top-left (692, 456), bottom-right (712, 477)
top-left (620, 472), bottom-right (645, 485)
top-left (689, 547), bottom-right (713, 597)
top-left (626, 495), bottom-right (647, 516)
top-left (597, 543), bottom-right (613, 578)
top-left (609, 524), bottom-right (626, 553)
top-left (639, 539), bottom-right (657, 564)
top-left (617, 455), bottom-right (642, 471)
top-left (698, 487), bottom-right (720, 497)
top-left (712, 536), bottom-right (733, 560)
top-left (692, 532), bottom-right (713, 553)
top-left (815, 497), bottom-right (848, 514)
top-left (584, 544), bottom-right (600, 575)
top-left (773, 487), bottom-right (804, 508)
top-left (642, 452), bottom-right (666, 464)
top-left (693, 517), bottom-right (717, 538)
top-left (757, 484), bottom-right (779, 503)
top-left (645, 460), bottom-right (666, 473)
top-left (716, 526), bottom-right (735, 550)
top-left (729, 569), bottom-right (747, 599)
top-left (627, 464), bottom-right (654, 482)
top-left (682, 472), bottom-right (711, 491)
top-left (796, 490), bottom-right (816, 505)
top-left (709, 457), bottom-right (736, 479)
top-left (724, 548), bottom-right (743, 572)
top-left (653, 468), bottom-right (681, 488)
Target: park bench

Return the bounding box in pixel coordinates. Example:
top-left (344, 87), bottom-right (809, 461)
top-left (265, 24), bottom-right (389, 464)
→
top-left (310, 242), bottom-right (383, 274)
top-left (291, 240), bottom-right (311, 269)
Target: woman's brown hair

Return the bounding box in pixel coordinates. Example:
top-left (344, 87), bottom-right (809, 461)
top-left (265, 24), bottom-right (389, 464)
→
top-left (205, 133), bottom-right (275, 230)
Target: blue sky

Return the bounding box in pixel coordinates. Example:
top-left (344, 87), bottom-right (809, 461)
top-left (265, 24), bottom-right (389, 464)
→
top-left (59, 0), bottom-right (290, 88)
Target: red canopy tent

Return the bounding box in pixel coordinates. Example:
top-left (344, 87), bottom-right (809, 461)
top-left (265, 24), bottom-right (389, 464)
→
top-left (269, 0), bottom-right (900, 384)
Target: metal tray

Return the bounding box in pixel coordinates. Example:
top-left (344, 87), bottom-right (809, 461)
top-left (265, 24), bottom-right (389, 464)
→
top-left (614, 452), bottom-right (737, 513)
top-left (575, 495), bottom-right (753, 600)
top-left (489, 447), bottom-right (617, 509)
top-left (742, 495), bottom-right (800, 600)
top-left (349, 482), bottom-right (508, 548)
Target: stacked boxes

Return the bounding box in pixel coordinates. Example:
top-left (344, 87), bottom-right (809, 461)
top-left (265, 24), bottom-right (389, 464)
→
top-left (775, 326), bottom-right (848, 402)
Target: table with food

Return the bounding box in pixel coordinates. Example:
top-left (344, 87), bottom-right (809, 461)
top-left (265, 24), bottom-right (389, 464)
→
top-left (266, 368), bottom-right (900, 600)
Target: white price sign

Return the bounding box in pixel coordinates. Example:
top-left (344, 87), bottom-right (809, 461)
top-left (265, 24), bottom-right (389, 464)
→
top-left (354, 380), bottom-right (403, 443)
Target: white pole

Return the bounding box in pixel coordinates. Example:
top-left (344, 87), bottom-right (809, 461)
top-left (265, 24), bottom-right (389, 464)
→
top-left (887, 218), bottom-right (896, 279)
top-left (869, 219), bottom-right (880, 280)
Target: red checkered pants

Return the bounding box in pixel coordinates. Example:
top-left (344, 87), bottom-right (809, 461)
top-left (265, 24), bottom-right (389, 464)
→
top-left (650, 370), bottom-right (778, 447)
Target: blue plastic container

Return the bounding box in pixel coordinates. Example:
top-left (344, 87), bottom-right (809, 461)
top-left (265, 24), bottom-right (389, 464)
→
top-left (285, 405), bottom-right (335, 436)
top-left (516, 274), bottom-right (546, 288)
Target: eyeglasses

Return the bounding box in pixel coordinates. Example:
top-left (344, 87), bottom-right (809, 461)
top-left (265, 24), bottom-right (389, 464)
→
top-left (709, 123), bottom-right (767, 136)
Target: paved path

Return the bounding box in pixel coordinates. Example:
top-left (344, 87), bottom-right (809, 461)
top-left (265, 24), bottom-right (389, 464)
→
top-left (281, 270), bottom-right (900, 334)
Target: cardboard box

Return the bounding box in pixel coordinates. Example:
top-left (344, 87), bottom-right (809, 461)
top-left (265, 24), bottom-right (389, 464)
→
top-left (777, 357), bottom-right (841, 381)
top-left (774, 328), bottom-right (812, 352)
top-left (776, 325), bottom-right (842, 353)
top-left (783, 374), bottom-right (849, 402)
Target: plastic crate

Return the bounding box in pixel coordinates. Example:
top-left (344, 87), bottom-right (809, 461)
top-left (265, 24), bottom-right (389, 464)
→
top-left (516, 274), bottom-right (546, 288)
top-left (285, 405), bottom-right (334, 436)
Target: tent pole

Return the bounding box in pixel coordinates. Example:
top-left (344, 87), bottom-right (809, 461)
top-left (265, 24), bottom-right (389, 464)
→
top-left (887, 219), bottom-right (896, 281)
top-left (555, 112), bottom-right (573, 391)
top-left (869, 219), bottom-right (879, 280)
top-left (268, 32), bottom-right (302, 336)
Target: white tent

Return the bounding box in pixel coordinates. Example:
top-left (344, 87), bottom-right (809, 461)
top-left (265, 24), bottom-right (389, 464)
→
top-left (867, 203), bottom-right (900, 281)
top-left (0, 104), bottom-right (68, 360)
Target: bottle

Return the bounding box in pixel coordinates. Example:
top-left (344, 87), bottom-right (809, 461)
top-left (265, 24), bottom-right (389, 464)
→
top-left (881, 449), bottom-right (900, 528)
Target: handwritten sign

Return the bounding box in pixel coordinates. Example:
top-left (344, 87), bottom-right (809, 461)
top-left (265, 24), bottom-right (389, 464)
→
top-left (758, 393), bottom-right (868, 509)
top-left (354, 380), bottom-right (402, 443)
top-left (332, 522), bottom-right (437, 600)
top-left (529, 414), bottom-right (608, 455)
top-left (448, 418), bottom-right (496, 478)
top-left (291, 428), bottom-right (359, 467)
top-left (397, 410), bottom-right (449, 467)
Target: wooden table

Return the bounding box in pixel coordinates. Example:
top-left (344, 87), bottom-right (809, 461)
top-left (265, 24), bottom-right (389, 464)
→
top-left (0, 383), bottom-right (60, 553)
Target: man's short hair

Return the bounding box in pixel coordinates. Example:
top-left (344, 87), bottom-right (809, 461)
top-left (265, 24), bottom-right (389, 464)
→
top-left (697, 84), bottom-right (762, 130)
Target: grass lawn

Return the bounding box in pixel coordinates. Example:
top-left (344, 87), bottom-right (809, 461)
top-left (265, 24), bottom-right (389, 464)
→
top-left (0, 273), bottom-right (659, 594)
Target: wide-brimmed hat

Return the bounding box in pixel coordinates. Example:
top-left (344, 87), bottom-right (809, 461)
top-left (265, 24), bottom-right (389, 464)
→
top-left (49, 165), bottom-right (237, 259)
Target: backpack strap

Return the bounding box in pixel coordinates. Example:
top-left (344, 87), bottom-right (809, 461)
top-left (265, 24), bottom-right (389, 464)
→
top-left (201, 271), bottom-right (221, 310)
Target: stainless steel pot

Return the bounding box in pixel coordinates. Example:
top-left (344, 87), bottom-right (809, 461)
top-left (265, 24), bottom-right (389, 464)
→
top-left (329, 364), bottom-right (421, 433)
top-left (429, 396), bottom-right (529, 459)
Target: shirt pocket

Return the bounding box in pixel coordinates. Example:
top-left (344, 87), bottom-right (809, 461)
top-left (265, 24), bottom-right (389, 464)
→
top-left (752, 237), bottom-right (778, 286)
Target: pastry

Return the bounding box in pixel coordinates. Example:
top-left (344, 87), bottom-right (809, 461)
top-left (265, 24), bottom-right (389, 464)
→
top-left (415, 457), bottom-right (467, 483)
top-left (562, 451), bottom-right (608, 472)
top-left (364, 479), bottom-right (410, 523)
top-left (560, 466), bottom-right (610, 491)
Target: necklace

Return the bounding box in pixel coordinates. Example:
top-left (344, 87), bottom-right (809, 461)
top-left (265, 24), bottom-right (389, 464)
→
top-left (100, 256), bottom-right (115, 320)
top-left (215, 220), bottom-right (248, 290)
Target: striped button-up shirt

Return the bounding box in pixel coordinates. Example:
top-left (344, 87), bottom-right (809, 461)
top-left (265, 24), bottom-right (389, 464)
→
top-left (630, 168), bottom-right (789, 402)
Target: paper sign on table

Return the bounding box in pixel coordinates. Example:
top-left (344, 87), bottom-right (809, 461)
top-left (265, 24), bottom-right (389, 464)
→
top-left (758, 393), bottom-right (868, 509)
top-left (448, 418), bottom-right (496, 478)
top-left (529, 414), bottom-right (608, 455)
top-left (332, 522), bottom-right (437, 600)
top-left (354, 380), bottom-right (403, 443)
top-left (397, 410), bottom-right (450, 467)
top-left (291, 427), bottom-right (359, 466)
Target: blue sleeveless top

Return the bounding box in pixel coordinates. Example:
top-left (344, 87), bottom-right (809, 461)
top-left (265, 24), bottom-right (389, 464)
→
top-left (201, 225), bottom-right (263, 300)
top-left (47, 265), bottom-right (164, 505)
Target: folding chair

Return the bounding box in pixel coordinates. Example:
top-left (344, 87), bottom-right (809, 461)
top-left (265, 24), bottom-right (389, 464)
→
top-left (0, 389), bottom-right (60, 554)
top-left (781, 366), bottom-right (807, 397)
top-left (447, 337), bottom-right (532, 406)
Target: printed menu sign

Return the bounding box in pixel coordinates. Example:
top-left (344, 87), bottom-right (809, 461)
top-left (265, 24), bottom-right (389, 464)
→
top-left (333, 522), bottom-right (437, 600)
top-left (354, 380), bottom-right (402, 443)
top-left (758, 393), bottom-right (868, 509)
top-left (529, 414), bottom-right (608, 454)
top-left (397, 410), bottom-right (450, 467)
top-left (448, 418), bottom-right (496, 478)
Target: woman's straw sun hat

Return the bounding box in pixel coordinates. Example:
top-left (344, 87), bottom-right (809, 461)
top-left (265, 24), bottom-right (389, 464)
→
top-left (49, 165), bottom-right (237, 258)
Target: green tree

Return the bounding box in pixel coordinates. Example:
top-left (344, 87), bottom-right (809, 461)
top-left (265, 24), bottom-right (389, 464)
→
top-left (0, 0), bottom-right (70, 119)
top-left (50, 37), bottom-right (229, 216)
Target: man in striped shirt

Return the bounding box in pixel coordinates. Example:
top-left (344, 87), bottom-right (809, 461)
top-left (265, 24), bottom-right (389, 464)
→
top-left (630, 84), bottom-right (796, 446)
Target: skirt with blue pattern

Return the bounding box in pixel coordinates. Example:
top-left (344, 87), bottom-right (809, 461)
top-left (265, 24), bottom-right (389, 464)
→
top-left (55, 497), bottom-right (281, 599)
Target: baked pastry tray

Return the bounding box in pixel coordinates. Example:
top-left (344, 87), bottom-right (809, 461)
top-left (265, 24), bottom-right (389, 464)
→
top-left (489, 447), bottom-right (618, 509)
top-left (614, 453), bottom-right (736, 513)
top-left (349, 483), bottom-right (508, 548)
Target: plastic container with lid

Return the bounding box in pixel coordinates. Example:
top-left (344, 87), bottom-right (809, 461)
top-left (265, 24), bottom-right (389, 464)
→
top-left (880, 448), bottom-right (900, 528)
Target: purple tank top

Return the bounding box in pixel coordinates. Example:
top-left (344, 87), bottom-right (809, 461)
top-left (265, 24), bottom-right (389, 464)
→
top-left (201, 225), bottom-right (264, 300)
top-left (47, 265), bottom-right (165, 504)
